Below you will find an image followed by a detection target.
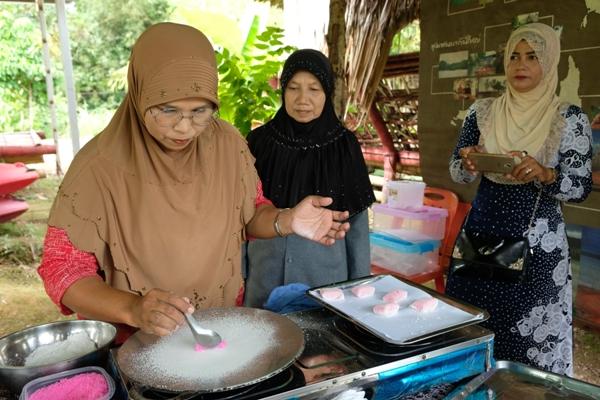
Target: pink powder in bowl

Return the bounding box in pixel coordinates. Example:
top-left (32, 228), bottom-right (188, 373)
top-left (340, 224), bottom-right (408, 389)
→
top-left (28, 372), bottom-right (109, 400)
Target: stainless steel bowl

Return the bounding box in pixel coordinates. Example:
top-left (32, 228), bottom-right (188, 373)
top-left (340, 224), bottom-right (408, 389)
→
top-left (0, 320), bottom-right (116, 394)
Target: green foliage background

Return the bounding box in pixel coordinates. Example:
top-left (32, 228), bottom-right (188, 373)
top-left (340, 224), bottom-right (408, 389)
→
top-left (390, 20), bottom-right (420, 54)
top-left (0, 8), bottom-right (51, 131)
top-left (0, 1), bottom-right (291, 138)
top-left (68, 0), bottom-right (174, 110)
top-left (0, 0), bottom-right (173, 135)
top-left (1, 1), bottom-right (419, 139)
top-left (216, 25), bottom-right (294, 135)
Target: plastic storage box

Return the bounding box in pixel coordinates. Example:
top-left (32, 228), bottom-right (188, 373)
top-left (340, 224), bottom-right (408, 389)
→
top-left (20, 366), bottom-right (115, 400)
top-left (372, 203), bottom-right (448, 241)
top-left (370, 232), bottom-right (440, 275)
top-left (385, 180), bottom-right (425, 209)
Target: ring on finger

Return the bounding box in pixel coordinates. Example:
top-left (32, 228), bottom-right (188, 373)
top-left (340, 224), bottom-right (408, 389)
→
top-left (525, 167), bottom-right (533, 174)
top-left (521, 151), bottom-right (528, 158)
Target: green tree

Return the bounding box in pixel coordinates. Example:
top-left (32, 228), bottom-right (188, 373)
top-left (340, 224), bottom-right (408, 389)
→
top-left (0, 7), bottom-right (51, 132)
top-left (390, 20), bottom-right (420, 55)
top-left (67, 0), bottom-right (173, 109)
top-left (216, 25), bottom-right (295, 136)
top-left (0, 1), bottom-right (172, 134)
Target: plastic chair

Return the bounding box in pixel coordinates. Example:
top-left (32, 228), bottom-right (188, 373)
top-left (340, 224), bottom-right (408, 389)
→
top-left (371, 187), bottom-right (470, 293)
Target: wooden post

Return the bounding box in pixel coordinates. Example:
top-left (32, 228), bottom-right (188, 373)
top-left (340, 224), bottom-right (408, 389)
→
top-left (326, 0), bottom-right (347, 118)
top-left (55, 0), bottom-right (80, 155)
top-left (35, 0), bottom-right (62, 175)
top-left (368, 102), bottom-right (398, 181)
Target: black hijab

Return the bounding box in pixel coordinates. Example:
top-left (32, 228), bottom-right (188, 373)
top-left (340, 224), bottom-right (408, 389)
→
top-left (247, 49), bottom-right (375, 215)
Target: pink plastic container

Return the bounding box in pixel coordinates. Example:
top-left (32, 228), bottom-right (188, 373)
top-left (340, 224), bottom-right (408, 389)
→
top-left (19, 366), bottom-right (114, 400)
top-left (385, 180), bottom-right (425, 209)
top-left (372, 203), bottom-right (447, 241)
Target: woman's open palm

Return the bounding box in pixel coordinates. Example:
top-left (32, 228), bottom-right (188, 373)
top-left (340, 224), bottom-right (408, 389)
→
top-left (291, 196), bottom-right (350, 245)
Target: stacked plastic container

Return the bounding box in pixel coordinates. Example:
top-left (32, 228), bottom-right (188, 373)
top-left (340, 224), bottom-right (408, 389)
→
top-left (19, 366), bottom-right (115, 400)
top-left (370, 181), bottom-right (447, 276)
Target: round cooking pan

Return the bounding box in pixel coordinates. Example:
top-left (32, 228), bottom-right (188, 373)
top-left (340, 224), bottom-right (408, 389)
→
top-left (116, 307), bottom-right (304, 393)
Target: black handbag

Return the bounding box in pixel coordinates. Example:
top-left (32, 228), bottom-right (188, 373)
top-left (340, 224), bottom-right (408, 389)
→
top-left (449, 190), bottom-right (541, 283)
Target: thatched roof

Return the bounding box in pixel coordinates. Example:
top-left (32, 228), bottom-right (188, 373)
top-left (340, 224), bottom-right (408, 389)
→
top-left (344, 0), bottom-right (420, 125)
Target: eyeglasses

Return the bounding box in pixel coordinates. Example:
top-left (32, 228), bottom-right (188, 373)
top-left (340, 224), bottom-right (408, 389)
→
top-left (149, 105), bottom-right (214, 128)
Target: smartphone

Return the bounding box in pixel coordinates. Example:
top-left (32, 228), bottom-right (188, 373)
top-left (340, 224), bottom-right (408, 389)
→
top-left (467, 153), bottom-right (516, 173)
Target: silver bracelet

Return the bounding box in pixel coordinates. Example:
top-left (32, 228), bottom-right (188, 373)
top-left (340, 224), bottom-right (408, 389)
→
top-left (273, 208), bottom-right (288, 237)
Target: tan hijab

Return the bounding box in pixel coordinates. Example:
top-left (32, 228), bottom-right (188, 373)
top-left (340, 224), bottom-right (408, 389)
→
top-left (48, 23), bottom-right (259, 309)
top-left (478, 23), bottom-right (563, 164)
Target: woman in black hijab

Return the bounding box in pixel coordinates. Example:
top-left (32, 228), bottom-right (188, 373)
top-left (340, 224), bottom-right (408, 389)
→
top-left (244, 49), bottom-right (375, 308)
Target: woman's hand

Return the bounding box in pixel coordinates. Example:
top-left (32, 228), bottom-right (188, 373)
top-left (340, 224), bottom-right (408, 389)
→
top-left (129, 289), bottom-right (193, 336)
top-left (508, 151), bottom-right (555, 184)
top-left (286, 196), bottom-right (350, 245)
top-left (458, 145), bottom-right (483, 175)
top-left (62, 277), bottom-right (194, 337)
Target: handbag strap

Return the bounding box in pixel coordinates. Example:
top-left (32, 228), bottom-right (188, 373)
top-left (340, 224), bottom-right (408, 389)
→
top-left (461, 187), bottom-right (543, 232)
top-left (528, 188), bottom-right (543, 230)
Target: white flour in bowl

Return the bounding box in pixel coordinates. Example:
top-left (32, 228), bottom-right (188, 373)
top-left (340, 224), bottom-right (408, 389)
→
top-left (24, 331), bottom-right (97, 367)
top-left (128, 314), bottom-right (276, 386)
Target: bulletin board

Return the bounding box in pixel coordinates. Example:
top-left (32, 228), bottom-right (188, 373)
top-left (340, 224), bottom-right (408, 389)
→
top-left (418, 0), bottom-right (600, 227)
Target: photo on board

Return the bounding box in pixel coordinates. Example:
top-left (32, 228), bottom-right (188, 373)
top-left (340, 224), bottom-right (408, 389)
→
top-left (439, 50), bottom-right (469, 78)
top-left (512, 11), bottom-right (540, 29)
top-left (468, 51), bottom-right (502, 77)
top-left (477, 75), bottom-right (506, 97)
top-left (448, 0), bottom-right (485, 14)
top-left (453, 77), bottom-right (478, 100)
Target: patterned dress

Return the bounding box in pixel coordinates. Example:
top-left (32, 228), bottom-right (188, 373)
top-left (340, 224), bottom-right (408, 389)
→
top-left (446, 102), bottom-right (593, 376)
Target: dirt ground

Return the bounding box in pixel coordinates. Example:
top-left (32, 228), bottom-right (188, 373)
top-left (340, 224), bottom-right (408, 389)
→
top-left (1, 177), bottom-right (599, 387)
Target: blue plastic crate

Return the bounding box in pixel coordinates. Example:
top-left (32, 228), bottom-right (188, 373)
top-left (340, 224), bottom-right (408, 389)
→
top-left (370, 232), bottom-right (441, 276)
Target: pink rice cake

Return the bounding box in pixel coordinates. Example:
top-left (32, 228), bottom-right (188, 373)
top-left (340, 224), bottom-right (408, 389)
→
top-left (410, 297), bottom-right (439, 313)
top-left (372, 302), bottom-right (400, 317)
top-left (320, 287), bottom-right (345, 301)
top-left (194, 340), bottom-right (227, 352)
top-left (351, 285), bottom-right (375, 299)
top-left (382, 289), bottom-right (408, 303)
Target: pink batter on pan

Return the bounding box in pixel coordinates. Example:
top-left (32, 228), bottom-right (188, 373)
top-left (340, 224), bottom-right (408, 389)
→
top-left (194, 340), bottom-right (227, 352)
top-left (351, 285), bottom-right (375, 298)
top-left (372, 302), bottom-right (400, 316)
top-left (410, 297), bottom-right (438, 312)
top-left (382, 289), bottom-right (408, 303)
top-left (320, 288), bottom-right (345, 301)
top-left (29, 372), bottom-right (108, 400)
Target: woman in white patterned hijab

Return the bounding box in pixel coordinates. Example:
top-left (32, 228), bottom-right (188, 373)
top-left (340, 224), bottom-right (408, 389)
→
top-left (464, 22), bottom-right (565, 184)
top-left (447, 22), bottom-right (592, 377)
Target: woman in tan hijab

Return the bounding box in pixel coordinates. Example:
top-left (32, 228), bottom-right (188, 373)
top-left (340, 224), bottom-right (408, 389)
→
top-left (447, 23), bottom-right (592, 376)
top-left (38, 23), bottom-right (349, 343)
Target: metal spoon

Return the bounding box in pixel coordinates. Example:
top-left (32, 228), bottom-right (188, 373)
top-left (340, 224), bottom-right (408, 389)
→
top-left (184, 312), bottom-right (222, 348)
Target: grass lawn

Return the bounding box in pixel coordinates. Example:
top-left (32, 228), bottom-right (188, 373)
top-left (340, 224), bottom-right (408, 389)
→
top-left (0, 176), bottom-right (74, 336)
top-left (0, 265), bottom-right (73, 335)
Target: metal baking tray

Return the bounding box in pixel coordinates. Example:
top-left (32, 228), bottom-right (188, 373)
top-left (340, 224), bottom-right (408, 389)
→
top-left (447, 360), bottom-right (600, 399)
top-left (306, 275), bottom-right (489, 345)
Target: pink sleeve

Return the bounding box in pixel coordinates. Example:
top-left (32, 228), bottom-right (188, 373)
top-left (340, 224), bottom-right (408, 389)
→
top-left (255, 179), bottom-right (272, 208)
top-left (41, 181), bottom-right (269, 314)
top-left (246, 180), bottom-right (274, 242)
top-left (38, 226), bottom-right (102, 315)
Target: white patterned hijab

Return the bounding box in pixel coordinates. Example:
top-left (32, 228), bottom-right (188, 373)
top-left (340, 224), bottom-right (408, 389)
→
top-left (478, 23), bottom-right (562, 166)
